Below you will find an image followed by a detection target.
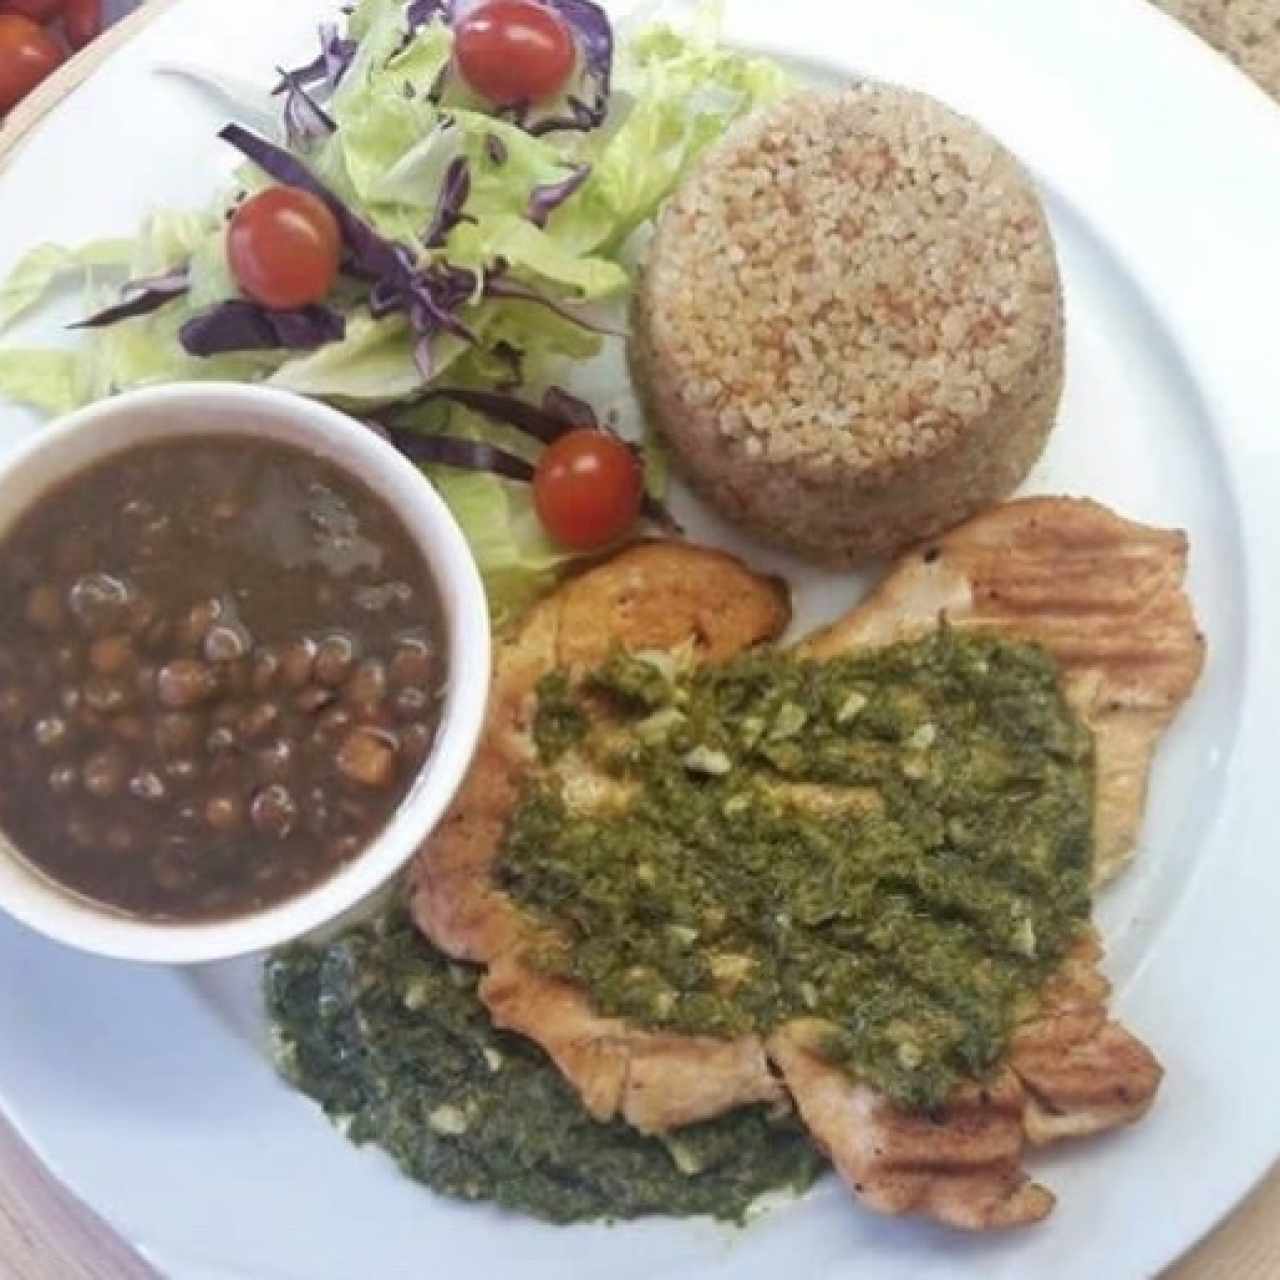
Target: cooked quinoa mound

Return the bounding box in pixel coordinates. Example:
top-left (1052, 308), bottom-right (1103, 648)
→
top-left (631, 85), bottom-right (1065, 563)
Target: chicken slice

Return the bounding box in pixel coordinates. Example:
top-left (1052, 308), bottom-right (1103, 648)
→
top-left (769, 935), bottom-right (1163, 1229)
top-left (482, 953), bottom-right (783, 1134)
top-left (1008, 933), bottom-right (1164, 1144)
top-left (410, 542), bottom-right (792, 1126)
top-left (799, 497), bottom-right (1206, 884)
top-left (768, 1023), bottom-right (1054, 1230)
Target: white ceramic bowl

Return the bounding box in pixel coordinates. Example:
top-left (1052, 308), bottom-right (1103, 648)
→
top-left (0, 383), bottom-right (490, 963)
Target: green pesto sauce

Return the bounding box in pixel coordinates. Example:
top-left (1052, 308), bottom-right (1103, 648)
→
top-left (265, 904), bottom-right (826, 1225)
top-left (533, 671), bottom-right (589, 763)
top-left (499, 629), bottom-right (1095, 1112)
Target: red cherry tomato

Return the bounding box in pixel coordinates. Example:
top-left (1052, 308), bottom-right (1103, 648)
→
top-left (227, 186), bottom-right (342, 311)
top-left (61, 0), bottom-right (100, 50)
top-left (0, 0), bottom-right (63, 24)
top-left (0, 14), bottom-right (62, 114)
top-left (454, 0), bottom-right (575, 106)
top-left (533, 429), bottom-right (644, 551)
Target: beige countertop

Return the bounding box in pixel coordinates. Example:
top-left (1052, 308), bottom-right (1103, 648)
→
top-left (0, 2), bottom-right (1277, 1276)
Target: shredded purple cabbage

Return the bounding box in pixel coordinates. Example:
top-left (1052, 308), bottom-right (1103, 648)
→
top-left (485, 133), bottom-right (508, 166)
top-left (406, 0), bottom-right (454, 32)
top-left (179, 300), bottom-right (346, 356)
top-left (405, 263), bottom-right (481, 377)
top-left (273, 22), bottom-right (357, 97)
top-left (70, 268), bottom-right (191, 329)
top-left (420, 387), bottom-right (578, 445)
top-left (483, 267), bottom-right (625, 338)
top-left (527, 163), bottom-right (592, 228)
top-left (423, 156), bottom-right (475, 249)
top-left (387, 430), bottom-right (535, 483)
top-left (541, 385), bottom-right (598, 429)
top-left (367, 254), bottom-right (481, 377)
top-left (277, 67), bottom-right (338, 149)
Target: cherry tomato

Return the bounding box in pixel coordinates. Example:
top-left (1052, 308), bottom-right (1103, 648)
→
top-left (0, 14), bottom-right (62, 115)
top-left (61, 0), bottom-right (99, 50)
top-left (454, 0), bottom-right (575, 106)
top-left (533, 429), bottom-right (644, 551)
top-left (227, 186), bottom-right (342, 311)
top-left (0, 0), bottom-right (63, 26)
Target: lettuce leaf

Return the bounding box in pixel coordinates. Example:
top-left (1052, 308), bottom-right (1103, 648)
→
top-left (415, 406), bottom-right (578, 629)
top-left (0, 350), bottom-right (83, 413)
top-left (449, 216), bottom-right (628, 299)
top-left (267, 312), bottom-right (462, 401)
top-left (575, 20), bottom-right (793, 254)
top-left (0, 239), bottom-right (132, 332)
top-left (331, 23), bottom-right (450, 207)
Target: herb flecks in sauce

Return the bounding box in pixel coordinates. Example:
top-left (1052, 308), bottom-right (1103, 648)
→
top-left (500, 630), bottom-right (1094, 1112)
top-left (532, 672), bottom-right (588, 763)
top-left (266, 906), bottom-right (825, 1224)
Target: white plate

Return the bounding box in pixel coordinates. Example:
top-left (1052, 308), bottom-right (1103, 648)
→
top-left (0, 1), bottom-right (1277, 1276)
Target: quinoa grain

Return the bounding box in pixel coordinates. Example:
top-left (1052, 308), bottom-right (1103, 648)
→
top-left (631, 86), bottom-right (1064, 563)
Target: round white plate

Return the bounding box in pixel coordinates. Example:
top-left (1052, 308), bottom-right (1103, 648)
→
top-left (0, 1), bottom-right (1278, 1276)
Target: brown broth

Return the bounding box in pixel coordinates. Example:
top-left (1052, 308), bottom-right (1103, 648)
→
top-left (0, 433), bottom-right (447, 922)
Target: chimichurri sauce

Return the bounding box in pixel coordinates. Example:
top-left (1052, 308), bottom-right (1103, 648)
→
top-left (499, 629), bottom-right (1094, 1111)
top-left (266, 905), bottom-right (826, 1224)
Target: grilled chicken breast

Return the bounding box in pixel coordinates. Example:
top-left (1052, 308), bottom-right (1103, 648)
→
top-left (799, 497), bottom-right (1206, 885)
top-left (412, 543), bottom-right (793, 1130)
top-left (410, 499), bottom-right (1204, 1229)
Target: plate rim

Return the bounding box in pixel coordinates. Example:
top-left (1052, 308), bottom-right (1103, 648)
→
top-left (0, 0), bottom-right (1277, 1276)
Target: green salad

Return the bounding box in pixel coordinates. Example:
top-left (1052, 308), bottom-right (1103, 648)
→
top-left (0, 0), bottom-right (790, 624)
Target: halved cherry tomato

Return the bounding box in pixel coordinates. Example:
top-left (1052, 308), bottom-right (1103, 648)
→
top-left (0, 14), bottom-right (62, 115)
top-left (227, 186), bottom-right (342, 311)
top-left (454, 0), bottom-right (575, 106)
top-left (61, 0), bottom-right (100, 50)
top-left (533, 428), bottom-right (644, 551)
top-left (0, 1), bottom-right (64, 26)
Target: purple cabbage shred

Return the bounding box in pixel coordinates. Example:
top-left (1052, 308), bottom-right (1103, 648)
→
top-left (423, 156), bottom-right (476, 249)
top-left (483, 262), bottom-right (625, 338)
top-left (70, 268), bottom-right (191, 329)
top-left (384, 430), bottom-right (536, 483)
top-left (485, 133), bottom-right (509, 166)
top-left (527, 164), bottom-right (592, 228)
top-left (541, 385), bottom-right (597, 429)
top-left (417, 387), bottom-right (579, 446)
top-left (273, 23), bottom-right (357, 98)
top-left (277, 67), bottom-right (338, 149)
top-left (178, 301), bottom-right (346, 356)
top-left (406, 0), bottom-right (454, 32)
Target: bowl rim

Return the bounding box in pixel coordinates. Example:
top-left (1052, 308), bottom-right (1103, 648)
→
top-left (0, 381), bottom-right (491, 963)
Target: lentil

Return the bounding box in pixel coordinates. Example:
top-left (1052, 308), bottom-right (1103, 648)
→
top-left (0, 436), bottom-right (447, 920)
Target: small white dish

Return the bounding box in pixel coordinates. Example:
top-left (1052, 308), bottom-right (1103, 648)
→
top-left (0, 381), bottom-right (490, 964)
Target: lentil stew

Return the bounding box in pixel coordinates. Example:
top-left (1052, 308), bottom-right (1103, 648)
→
top-left (0, 434), bottom-right (447, 921)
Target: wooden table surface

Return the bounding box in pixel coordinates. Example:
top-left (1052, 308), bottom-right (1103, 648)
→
top-left (0, 1), bottom-right (1278, 1276)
